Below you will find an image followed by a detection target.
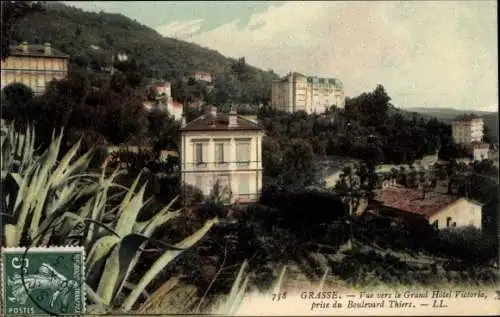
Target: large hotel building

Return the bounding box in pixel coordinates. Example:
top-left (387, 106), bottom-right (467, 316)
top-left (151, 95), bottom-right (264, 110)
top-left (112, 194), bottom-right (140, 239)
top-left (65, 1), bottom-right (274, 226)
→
top-left (271, 71), bottom-right (345, 114)
top-left (1, 42), bottom-right (69, 95)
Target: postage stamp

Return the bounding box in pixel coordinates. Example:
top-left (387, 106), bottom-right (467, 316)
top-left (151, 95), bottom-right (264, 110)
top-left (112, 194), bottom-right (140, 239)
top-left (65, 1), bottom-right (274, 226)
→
top-left (1, 246), bottom-right (86, 317)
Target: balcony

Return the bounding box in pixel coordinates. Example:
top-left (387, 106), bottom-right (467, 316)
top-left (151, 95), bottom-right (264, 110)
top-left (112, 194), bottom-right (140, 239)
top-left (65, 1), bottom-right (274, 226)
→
top-left (234, 193), bottom-right (260, 204)
top-left (182, 161), bottom-right (260, 171)
top-left (215, 161), bottom-right (230, 168)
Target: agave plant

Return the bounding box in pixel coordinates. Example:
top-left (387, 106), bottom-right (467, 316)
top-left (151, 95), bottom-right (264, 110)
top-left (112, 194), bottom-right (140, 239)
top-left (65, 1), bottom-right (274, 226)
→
top-left (1, 124), bottom-right (95, 247)
top-left (214, 260), bottom-right (251, 315)
top-left (1, 123), bottom-right (220, 312)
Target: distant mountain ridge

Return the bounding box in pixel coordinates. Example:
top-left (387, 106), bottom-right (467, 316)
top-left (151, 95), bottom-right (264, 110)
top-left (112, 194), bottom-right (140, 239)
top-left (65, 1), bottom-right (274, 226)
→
top-left (406, 107), bottom-right (497, 119)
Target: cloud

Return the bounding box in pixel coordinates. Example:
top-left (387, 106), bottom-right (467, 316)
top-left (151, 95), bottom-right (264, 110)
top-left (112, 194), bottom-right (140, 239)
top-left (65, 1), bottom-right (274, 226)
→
top-left (156, 1), bottom-right (498, 111)
top-left (156, 19), bottom-right (204, 39)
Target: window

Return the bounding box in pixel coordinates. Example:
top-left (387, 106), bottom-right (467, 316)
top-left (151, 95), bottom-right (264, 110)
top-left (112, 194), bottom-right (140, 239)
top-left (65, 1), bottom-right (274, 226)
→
top-left (238, 174), bottom-right (250, 195)
top-left (195, 176), bottom-right (202, 189)
top-left (215, 142), bottom-right (230, 166)
top-left (195, 143), bottom-right (204, 165)
top-left (446, 217), bottom-right (452, 228)
top-left (215, 143), bottom-right (224, 165)
top-left (37, 77), bottom-right (45, 88)
top-left (236, 141), bottom-right (251, 166)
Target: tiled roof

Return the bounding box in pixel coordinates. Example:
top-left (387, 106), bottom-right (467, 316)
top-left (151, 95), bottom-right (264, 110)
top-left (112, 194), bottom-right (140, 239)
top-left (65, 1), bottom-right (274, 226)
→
top-left (307, 76), bottom-right (343, 89)
top-left (276, 73), bottom-right (344, 89)
top-left (373, 185), bottom-right (459, 218)
top-left (9, 44), bottom-right (69, 59)
top-left (180, 113), bottom-right (263, 132)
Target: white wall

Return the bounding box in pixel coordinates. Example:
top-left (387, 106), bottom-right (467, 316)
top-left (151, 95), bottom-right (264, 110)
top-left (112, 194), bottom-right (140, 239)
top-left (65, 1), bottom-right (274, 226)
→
top-left (180, 129), bottom-right (264, 203)
top-left (452, 119), bottom-right (484, 145)
top-left (428, 199), bottom-right (482, 230)
top-left (272, 76), bottom-right (345, 114)
top-left (473, 147), bottom-right (489, 161)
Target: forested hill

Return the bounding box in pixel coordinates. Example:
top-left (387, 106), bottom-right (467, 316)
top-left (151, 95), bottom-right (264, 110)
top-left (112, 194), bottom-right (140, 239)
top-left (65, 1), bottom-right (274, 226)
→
top-left (10, 1), bottom-right (278, 104)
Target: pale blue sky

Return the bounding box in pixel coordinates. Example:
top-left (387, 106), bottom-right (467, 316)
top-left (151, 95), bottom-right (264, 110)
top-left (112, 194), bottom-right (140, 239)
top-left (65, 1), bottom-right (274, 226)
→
top-left (63, 1), bottom-right (498, 111)
top-left (64, 1), bottom-right (283, 34)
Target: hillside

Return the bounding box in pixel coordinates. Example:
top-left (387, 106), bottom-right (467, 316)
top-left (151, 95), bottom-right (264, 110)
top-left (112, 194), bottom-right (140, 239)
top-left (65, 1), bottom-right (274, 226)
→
top-left (407, 107), bottom-right (499, 143)
top-left (10, 2), bottom-right (278, 104)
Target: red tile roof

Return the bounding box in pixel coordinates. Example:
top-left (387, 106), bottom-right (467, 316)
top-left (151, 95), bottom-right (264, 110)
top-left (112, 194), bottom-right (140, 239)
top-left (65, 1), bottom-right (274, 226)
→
top-left (373, 185), bottom-right (459, 218)
top-left (180, 113), bottom-right (263, 132)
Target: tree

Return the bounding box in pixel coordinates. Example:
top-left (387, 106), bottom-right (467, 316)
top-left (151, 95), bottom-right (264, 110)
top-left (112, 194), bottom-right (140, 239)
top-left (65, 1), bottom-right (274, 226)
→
top-left (334, 165), bottom-right (360, 250)
top-left (1, 1), bottom-right (44, 61)
top-left (417, 170), bottom-right (435, 199)
top-left (146, 109), bottom-right (181, 151)
top-left (261, 137), bottom-right (283, 179)
top-left (208, 180), bottom-right (233, 206)
top-left (181, 184), bottom-right (204, 207)
top-left (1, 82), bottom-right (34, 127)
top-left (279, 138), bottom-right (318, 189)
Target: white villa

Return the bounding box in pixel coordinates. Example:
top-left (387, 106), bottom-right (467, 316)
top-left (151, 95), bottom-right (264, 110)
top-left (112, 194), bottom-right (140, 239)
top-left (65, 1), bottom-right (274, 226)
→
top-left (180, 106), bottom-right (264, 204)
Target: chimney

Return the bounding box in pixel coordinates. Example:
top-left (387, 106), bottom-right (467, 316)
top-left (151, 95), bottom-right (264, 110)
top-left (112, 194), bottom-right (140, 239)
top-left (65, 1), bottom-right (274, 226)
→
top-left (181, 116), bottom-right (187, 128)
top-left (21, 41), bottom-right (28, 53)
top-left (44, 43), bottom-right (51, 55)
top-left (228, 106), bottom-right (238, 127)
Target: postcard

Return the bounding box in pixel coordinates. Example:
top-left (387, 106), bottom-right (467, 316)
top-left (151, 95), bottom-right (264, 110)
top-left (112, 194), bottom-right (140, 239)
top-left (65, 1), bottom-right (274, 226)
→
top-left (1, 1), bottom-right (498, 316)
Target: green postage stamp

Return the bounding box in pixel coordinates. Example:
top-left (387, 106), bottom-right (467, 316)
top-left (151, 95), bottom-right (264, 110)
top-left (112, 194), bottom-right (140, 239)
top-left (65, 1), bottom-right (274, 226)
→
top-left (1, 246), bottom-right (86, 316)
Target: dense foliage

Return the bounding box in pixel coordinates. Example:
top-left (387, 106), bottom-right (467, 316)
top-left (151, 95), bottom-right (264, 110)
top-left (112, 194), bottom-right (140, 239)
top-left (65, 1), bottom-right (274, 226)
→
top-left (0, 124), bottom-right (221, 313)
top-left (1, 66), bottom-right (179, 155)
top-left (258, 85), bottom-right (453, 188)
top-left (1, 1), bottom-right (44, 60)
top-left (8, 2), bottom-right (278, 107)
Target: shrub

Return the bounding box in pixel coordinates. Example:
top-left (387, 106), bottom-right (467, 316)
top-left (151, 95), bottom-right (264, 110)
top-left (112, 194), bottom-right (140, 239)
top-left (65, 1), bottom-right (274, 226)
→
top-left (433, 227), bottom-right (499, 264)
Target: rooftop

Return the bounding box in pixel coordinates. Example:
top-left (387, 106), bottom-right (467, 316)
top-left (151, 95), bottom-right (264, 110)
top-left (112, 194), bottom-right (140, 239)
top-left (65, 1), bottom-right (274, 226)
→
top-left (373, 185), bottom-right (459, 218)
top-left (180, 109), bottom-right (263, 132)
top-left (150, 79), bottom-right (170, 86)
top-left (276, 72), bottom-right (344, 89)
top-left (9, 43), bottom-right (69, 59)
top-left (453, 114), bottom-right (483, 122)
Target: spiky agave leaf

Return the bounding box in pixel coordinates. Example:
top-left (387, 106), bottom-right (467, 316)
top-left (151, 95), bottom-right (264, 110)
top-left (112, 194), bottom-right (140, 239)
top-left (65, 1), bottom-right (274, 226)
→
top-left (86, 235), bottom-right (121, 272)
top-left (114, 184), bottom-right (147, 237)
top-left (8, 164), bottom-right (40, 246)
top-left (96, 191), bottom-right (180, 306)
top-left (220, 260), bottom-right (249, 315)
top-left (96, 233), bottom-right (150, 305)
top-left (272, 264), bottom-right (287, 295)
top-left (137, 277), bottom-right (180, 313)
top-left (114, 206), bottom-right (183, 302)
top-left (121, 218), bottom-right (219, 311)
